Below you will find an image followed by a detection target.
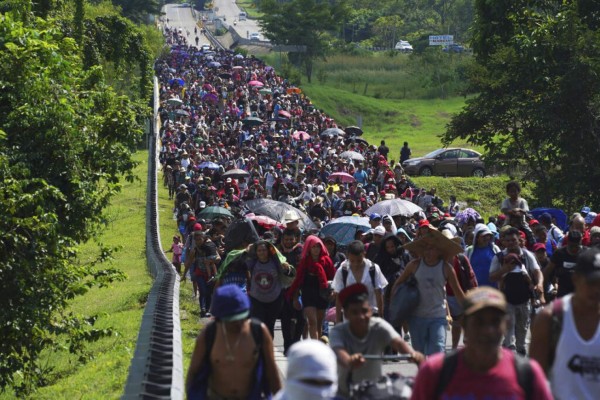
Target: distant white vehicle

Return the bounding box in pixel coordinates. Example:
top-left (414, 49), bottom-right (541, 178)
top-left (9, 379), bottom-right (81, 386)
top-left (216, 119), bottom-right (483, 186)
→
top-left (201, 44), bottom-right (211, 52)
top-left (249, 32), bottom-right (261, 41)
top-left (395, 40), bottom-right (413, 53)
top-left (239, 12), bottom-right (247, 21)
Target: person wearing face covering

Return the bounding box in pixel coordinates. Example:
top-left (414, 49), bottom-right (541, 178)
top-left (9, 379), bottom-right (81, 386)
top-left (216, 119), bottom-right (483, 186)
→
top-left (274, 340), bottom-right (338, 400)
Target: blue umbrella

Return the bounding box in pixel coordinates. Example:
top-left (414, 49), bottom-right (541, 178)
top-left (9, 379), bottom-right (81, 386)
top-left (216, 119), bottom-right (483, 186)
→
top-left (208, 61), bottom-right (221, 68)
top-left (530, 207), bottom-right (568, 232)
top-left (168, 78), bottom-right (185, 86)
top-left (198, 161), bottom-right (220, 170)
top-left (320, 216), bottom-right (371, 245)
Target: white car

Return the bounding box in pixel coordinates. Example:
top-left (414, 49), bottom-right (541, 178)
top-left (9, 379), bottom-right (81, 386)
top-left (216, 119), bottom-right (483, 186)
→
top-left (249, 32), bottom-right (261, 41)
top-left (395, 40), bottom-right (413, 53)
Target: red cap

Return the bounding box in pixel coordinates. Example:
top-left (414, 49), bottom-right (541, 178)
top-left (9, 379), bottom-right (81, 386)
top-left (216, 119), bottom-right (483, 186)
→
top-left (338, 283), bottom-right (368, 308)
top-left (188, 216), bottom-right (196, 221)
top-left (276, 163), bottom-right (282, 168)
top-left (443, 213), bottom-right (451, 218)
top-left (532, 243), bottom-right (546, 252)
top-left (528, 219), bottom-right (540, 227)
top-left (519, 231), bottom-right (526, 240)
top-left (193, 223), bottom-right (203, 231)
top-left (379, 190), bottom-right (386, 195)
top-left (418, 219), bottom-right (430, 228)
top-left (498, 214), bottom-right (507, 221)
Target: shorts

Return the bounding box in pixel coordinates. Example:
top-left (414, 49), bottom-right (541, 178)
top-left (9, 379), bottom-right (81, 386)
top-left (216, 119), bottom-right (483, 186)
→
top-left (447, 295), bottom-right (463, 319)
top-left (301, 274), bottom-right (329, 309)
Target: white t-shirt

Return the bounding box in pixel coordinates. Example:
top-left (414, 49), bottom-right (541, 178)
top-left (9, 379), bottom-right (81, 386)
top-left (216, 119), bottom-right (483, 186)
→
top-left (332, 259), bottom-right (388, 313)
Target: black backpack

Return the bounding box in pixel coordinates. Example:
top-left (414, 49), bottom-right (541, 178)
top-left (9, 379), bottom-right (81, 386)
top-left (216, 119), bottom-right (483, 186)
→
top-left (434, 350), bottom-right (534, 399)
top-left (341, 264), bottom-right (376, 289)
top-left (496, 252), bottom-right (534, 305)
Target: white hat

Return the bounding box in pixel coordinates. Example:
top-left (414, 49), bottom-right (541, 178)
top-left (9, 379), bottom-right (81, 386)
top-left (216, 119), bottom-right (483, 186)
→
top-left (199, 201), bottom-right (206, 208)
top-left (373, 226), bottom-right (386, 236)
top-left (282, 210), bottom-right (300, 223)
top-left (226, 177), bottom-right (232, 183)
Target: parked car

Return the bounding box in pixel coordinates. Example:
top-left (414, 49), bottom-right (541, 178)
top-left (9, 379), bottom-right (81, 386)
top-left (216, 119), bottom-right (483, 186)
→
top-left (249, 32), bottom-right (261, 41)
top-left (442, 44), bottom-right (466, 53)
top-left (402, 148), bottom-right (486, 177)
top-left (394, 40), bottom-right (413, 53)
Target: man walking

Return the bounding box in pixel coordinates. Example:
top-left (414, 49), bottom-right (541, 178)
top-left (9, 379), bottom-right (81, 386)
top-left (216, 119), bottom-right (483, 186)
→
top-left (399, 141), bottom-right (411, 164)
top-left (411, 287), bottom-right (552, 399)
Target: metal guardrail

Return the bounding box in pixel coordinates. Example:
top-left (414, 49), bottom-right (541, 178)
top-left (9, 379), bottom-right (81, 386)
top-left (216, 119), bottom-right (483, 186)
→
top-left (122, 77), bottom-right (184, 400)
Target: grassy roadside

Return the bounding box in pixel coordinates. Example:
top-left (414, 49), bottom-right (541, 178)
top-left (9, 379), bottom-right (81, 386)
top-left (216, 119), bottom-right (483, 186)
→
top-left (0, 152), bottom-right (152, 399)
top-left (236, 0), bottom-right (263, 19)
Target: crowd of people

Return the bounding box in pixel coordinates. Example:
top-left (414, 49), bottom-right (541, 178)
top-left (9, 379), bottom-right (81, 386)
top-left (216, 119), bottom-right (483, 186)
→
top-left (158, 25), bottom-right (600, 400)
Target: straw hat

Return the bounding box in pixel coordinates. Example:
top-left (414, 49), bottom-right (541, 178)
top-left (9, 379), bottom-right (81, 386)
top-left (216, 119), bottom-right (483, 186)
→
top-left (403, 225), bottom-right (463, 259)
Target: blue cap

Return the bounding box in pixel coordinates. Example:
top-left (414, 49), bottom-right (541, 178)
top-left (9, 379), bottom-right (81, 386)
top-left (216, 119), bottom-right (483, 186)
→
top-left (369, 213), bottom-right (382, 221)
top-left (211, 284), bottom-right (250, 322)
top-left (581, 206), bottom-right (591, 215)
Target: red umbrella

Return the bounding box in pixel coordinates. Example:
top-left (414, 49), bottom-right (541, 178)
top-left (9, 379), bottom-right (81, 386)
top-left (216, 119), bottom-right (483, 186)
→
top-left (278, 110), bottom-right (291, 118)
top-left (248, 80), bottom-right (264, 87)
top-left (328, 172), bottom-right (356, 183)
top-left (286, 87), bottom-right (302, 94)
top-left (292, 130), bottom-right (310, 141)
top-left (245, 213), bottom-right (285, 229)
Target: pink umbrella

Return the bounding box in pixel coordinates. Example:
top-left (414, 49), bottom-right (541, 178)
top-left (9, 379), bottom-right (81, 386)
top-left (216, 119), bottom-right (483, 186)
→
top-left (245, 213), bottom-right (285, 229)
top-left (328, 172), bottom-right (356, 183)
top-left (248, 80), bottom-right (264, 87)
top-left (292, 130), bottom-right (310, 141)
top-left (278, 110), bottom-right (291, 118)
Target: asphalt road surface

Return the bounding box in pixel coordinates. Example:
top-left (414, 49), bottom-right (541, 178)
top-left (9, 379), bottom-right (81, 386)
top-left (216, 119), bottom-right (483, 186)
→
top-left (212, 0), bottom-right (263, 40)
top-left (162, 3), bottom-right (210, 47)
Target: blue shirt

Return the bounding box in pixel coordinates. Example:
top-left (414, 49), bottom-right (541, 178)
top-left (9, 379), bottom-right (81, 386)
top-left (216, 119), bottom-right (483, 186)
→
top-left (469, 245), bottom-right (497, 288)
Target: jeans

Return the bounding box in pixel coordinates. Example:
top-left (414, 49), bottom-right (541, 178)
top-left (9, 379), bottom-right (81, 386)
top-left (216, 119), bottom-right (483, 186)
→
top-left (409, 316), bottom-right (447, 356)
top-left (250, 291), bottom-right (284, 339)
top-left (280, 296), bottom-right (305, 355)
top-left (503, 302), bottom-right (531, 355)
top-left (194, 274), bottom-right (209, 312)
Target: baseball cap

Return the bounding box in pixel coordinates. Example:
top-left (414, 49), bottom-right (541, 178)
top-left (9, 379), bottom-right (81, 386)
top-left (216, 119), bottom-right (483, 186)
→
top-left (226, 177), bottom-right (232, 183)
top-left (581, 206), bottom-right (591, 215)
top-left (373, 226), bottom-right (386, 236)
top-left (211, 284), bottom-right (250, 322)
top-left (539, 212), bottom-right (552, 224)
top-left (369, 213), bottom-right (382, 221)
top-left (338, 283), bottom-right (368, 308)
top-left (198, 201), bottom-right (206, 208)
top-left (418, 219), bottom-right (430, 228)
top-left (585, 212), bottom-right (597, 225)
top-left (463, 287), bottom-right (507, 316)
top-left (528, 219), bottom-right (540, 227)
top-left (532, 243), bottom-right (547, 253)
top-left (574, 248), bottom-right (600, 281)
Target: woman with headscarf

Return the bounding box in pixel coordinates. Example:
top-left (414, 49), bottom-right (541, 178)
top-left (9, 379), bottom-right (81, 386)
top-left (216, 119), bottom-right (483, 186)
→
top-left (381, 214), bottom-right (398, 234)
top-left (246, 240), bottom-right (293, 338)
top-left (290, 235), bottom-right (335, 339)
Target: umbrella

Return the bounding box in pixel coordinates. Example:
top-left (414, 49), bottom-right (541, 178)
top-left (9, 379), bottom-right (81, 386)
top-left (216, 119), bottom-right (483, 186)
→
top-left (198, 161), bottom-right (220, 170)
top-left (202, 93), bottom-right (219, 103)
top-left (175, 109), bottom-right (190, 117)
top-left (167, 98), bottom-right (183, 106)
top-left (320, 128), bottom-right (345, 139)
top-left (245, 199), bottom-right (317, 231)
top-left (278, 110), bottom-right (292, 119)
top-left (328, 172), bottom-right (356, 183)
top-left (268, 117), bottom-right (288, 122)
top-left (345, 126), bottom-right (364, 136)
top-left (245, 213), bottom-right (285, 229)
top-left (530, 207), bottom-right (568, 232)
top-left (259, 88), bottom-right (272, 95)
top-left (349, 137), bottom-right (369, 146)
top-left (248, 80), bottom-right (264, 87)
top-left (202, 83), bottom-right (214, 90)
top-left (208, 61), bottom-right (221, 68)
top-left (199, 206), bottom-right (234, 220)
top-left (222, 169), bottom-right (250, 179)
top-left (339, 151), bottom-right (365, 162)
top-left (320, 216), bottom-right (371, 245)
top-left (234, 54), bottom-right (245, 59)
top-left (292, 130), bottom-right (310, 141)
top-left (168, 78), bottom-right (185, 87)
top-left (286, 87), bottom-right (302, 94)
top-left (242, 117), bottom-right (263, 126)
top-left (219, 72), bottom-right (232, 79)
top-left (365, 199), bottom-right (423, 218)
top-left (232, 66), bottom-right (244, 70)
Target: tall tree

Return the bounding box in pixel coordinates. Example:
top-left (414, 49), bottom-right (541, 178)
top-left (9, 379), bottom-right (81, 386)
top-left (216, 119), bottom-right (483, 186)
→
top-left (442, 0), bottom-right (600, 208)
top-left (259, 0), bottom-right (350, 82)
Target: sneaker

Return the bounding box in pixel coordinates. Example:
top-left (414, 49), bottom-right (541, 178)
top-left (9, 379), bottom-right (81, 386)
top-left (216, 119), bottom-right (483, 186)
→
top-left (200, 309), bottom-right (207, 318)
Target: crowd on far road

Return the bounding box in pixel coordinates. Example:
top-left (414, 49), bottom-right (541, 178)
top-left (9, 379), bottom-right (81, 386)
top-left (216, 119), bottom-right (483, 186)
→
top-left (157, 26), bottom-right (600, 400)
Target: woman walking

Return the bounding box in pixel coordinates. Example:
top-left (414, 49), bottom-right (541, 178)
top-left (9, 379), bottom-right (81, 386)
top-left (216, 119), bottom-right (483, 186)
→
top-left (290, 235), bottom-right (335, 340)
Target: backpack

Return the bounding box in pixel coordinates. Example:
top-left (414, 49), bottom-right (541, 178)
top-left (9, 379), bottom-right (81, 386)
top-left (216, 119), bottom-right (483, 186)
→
top-left (187, 318), bottom-right (270, 400)
top-left (434, 350), bottom-right (534, 400)
top-left (455, 254), bottom-right (478, 291)
top-left (341, 263), bottom-right (376, 289)
top-left (496, 252), bottom-right (535, 305)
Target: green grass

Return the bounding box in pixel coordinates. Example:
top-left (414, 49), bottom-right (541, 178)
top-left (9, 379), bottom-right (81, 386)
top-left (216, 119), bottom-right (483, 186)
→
top-left (0, 152), bottom-right (152, 399)
top-left (302, 83), bottom-right (470, 157)
top-left (411, 176), bottom-right (537, 220)
top-left (236, 0), bottom-right (263, 19)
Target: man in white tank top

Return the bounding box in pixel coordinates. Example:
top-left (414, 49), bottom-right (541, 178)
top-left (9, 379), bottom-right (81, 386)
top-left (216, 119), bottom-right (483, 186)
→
top-left (530, 247), bottom-right (600, 399)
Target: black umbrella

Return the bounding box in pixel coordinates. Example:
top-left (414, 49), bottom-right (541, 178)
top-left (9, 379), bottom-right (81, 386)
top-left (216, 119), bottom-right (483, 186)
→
top-left (345, 126), bottom-right (364, 136)
top-left (242, 117), bottom-right (263, 126)
top-left (176, 109), bottom-right (190, 117)
top-left (219, 72), bottom-right (232, 79)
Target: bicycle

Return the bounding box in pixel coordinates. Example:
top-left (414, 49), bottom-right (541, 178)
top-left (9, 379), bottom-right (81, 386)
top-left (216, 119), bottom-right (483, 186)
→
top-left (348, 354), bottom-right (414, 400)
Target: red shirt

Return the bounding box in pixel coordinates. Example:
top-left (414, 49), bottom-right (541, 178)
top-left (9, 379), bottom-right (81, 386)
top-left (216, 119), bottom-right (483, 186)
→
top-left (411, 348), bottom-right (552, 400)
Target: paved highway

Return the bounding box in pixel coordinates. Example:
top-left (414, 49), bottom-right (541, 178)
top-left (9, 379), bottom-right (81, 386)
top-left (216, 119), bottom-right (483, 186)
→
top-left (162, 3), bottom-right (210, 47)
top-left (212, 0), bottom-right (263, 40)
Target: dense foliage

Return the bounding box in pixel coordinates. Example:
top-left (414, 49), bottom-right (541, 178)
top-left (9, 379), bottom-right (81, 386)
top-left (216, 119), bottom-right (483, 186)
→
top-left (0, 0), bottom-right (155, 393)
top-left (442, 0), bottom-right (600, 209)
